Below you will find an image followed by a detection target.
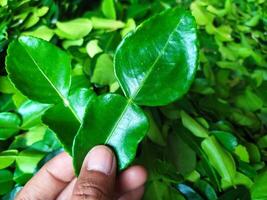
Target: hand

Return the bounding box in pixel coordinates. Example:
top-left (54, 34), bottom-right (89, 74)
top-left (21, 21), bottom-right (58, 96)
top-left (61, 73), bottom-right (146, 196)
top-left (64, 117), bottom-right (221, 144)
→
top-left (16, 145), bottom-right (147, 200)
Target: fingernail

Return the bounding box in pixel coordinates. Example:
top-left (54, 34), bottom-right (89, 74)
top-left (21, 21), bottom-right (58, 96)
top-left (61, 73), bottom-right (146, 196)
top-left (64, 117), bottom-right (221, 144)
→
top-left (87, 146), bottom-right (114, 175)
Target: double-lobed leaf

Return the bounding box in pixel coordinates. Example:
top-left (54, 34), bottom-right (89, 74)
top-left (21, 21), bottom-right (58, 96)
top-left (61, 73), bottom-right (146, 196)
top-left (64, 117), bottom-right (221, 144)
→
top-left (73, 94), bottom-right (149, 172)
top-left (114, 7), bottom-right (198, 106)
top-left (5, 7), bottom-right (198, 174)
top-left (73, 7), bottom-right (198, 172)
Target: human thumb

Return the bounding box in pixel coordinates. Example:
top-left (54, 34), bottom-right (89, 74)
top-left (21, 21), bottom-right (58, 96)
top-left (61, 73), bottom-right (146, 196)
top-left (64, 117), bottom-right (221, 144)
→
top-left (71, 145), bottom-right (116, 200)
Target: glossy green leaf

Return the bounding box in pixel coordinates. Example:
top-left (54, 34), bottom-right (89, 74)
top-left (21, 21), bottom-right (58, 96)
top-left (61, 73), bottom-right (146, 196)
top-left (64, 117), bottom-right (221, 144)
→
top-left (211, 130), bottom-right (238, 151)
top-left (0, 170), bottom-right (13, 195)
top-left (114, 7), bottom-right (198, 106)
top-left (201, 136), bottom-right (236, 184)
top-left (6, 36), bottom-right (71, 104)
top-left (43, 88), bottom-right (95, 153)
top-left (18, 100), bottom-right (51, 129)
top-left (0, 112), bottom-right (21, 140)
top-left (0, 150), bottom-right (18, 169)
top-left (73, 94), bottom-right (149, 173)
top-left (55, 18), bottom-right (92, 40)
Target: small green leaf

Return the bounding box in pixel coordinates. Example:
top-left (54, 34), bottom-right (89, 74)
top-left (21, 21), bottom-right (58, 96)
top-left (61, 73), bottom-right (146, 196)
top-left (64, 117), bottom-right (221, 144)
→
top-left (146, 110), bottom-right (166, 146)
top-left (91, 53), bottom-right (116, 86)
top-left (22, 25), bottom-right (54, 41)
top-left (115, 7), bottom-right (198, 106)
top-left (62, 39), bottom-right (83, 49)
top-left (101, 0), bottom-right (116, 19)
top-left (0, 150), bottom-right (18, 169)
top-left (0, 76), bottom-right (15, 94)
top-left (10, 126), bottom-right (47, 149)
top-left (55, 18), bottom-right (92, 40)
top-left (167, 132), bottom-right (196, 175)
top-left (0, 170), bottom-right (13, 195)
top-left (201, 136), bottom-right (236, 184)
top-left (234, 145), bottom-right (249, 163)
top-left (211, 130), bottom-right (238, 151)
top-left (6, 36), bottom-right (71, 104)
top-left (73, 94), bottom-right (149, 173)
top-left (13, 167), bottom-right (32, 185)
top-left (177, 184), bottom-right (204, 200)
top-left (221, 172), bottom-right (253, 189)
top-left (0, 112), bottom-right (21, 140)
top-left (180, 111), bottom-right (209, 138)
top-left (235, 89), bottom-right (263, 112)
top-left (91, 17), bottom-right (125, 30)
top-left (86, 40), bottom-right (103, 58)
top-left (16, 149), bottom-right (45, 173)
top-left (195, 180), bottom-right (218, 200)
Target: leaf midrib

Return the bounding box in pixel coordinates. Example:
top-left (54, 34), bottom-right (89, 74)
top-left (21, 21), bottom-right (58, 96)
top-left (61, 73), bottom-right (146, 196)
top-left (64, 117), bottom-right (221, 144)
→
top-left (105, 15), bottom-right (185, 144)
top-left (20, 41), bottom-right (81, 123)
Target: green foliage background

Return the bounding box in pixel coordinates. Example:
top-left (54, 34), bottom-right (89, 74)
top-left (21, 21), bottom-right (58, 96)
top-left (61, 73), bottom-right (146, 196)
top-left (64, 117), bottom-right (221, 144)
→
top-left (0, 0), bottom-right (267, 199)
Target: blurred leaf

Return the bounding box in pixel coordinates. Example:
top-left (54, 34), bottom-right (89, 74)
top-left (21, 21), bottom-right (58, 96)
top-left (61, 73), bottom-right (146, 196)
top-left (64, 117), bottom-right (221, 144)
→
top-left (101, 0), bottom-right (116, 19)
top-left (176, 183), bottom-right (204, 200)
top-left (91, 53), bottom-right (116, 86)
top-left (251, 170), bottom-right (267, 200)
top-left (18, 100), bottom-right (50, 129)
top-left (55, 18), bottom-right (93, 40)
top-left (16, 149), bottom-right (45, 173)
top-left (181, 111), bottom-right (209, 138)
top-left (0, 149), bottom-right (18, 169)
top-left (22, 25), bottom-right (54, 41)
top-left (211, 130), bottom-right (238, 151)
top-left (0, 170), bottom-right (13, 195)
top-left (0, 112), bottom-right (21, 140)
top-left (201, 136), bottom-right (236, 184)
top-left (144, 181), bottom-right (185, 200)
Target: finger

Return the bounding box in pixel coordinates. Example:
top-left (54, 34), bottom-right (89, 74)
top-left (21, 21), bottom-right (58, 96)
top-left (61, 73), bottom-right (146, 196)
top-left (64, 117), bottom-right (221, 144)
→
top-left (57, 178), bottom-right (77, 200)
top-left (118, 186), bottom-right (145, 200)
top-left (117, 166), bottom-right (147, 196)
top-left (71, 145), bottom-right (116, 200)
top-left (16, 152), bottom-right (75, 200)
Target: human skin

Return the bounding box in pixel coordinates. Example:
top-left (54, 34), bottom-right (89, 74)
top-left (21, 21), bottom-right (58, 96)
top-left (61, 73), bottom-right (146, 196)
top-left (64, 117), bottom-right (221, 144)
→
top-left (16, 145), bottom-right (147, 200)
